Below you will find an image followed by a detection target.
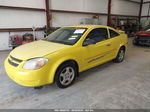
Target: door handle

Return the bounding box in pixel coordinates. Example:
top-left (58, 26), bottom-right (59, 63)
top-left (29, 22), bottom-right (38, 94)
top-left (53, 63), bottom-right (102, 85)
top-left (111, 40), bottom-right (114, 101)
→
top-left (106, 43), bottom-right (111, 46)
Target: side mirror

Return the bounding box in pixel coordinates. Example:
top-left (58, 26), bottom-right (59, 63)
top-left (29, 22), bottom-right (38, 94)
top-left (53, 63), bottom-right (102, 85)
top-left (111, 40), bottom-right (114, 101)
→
top-left (83, 39), bottom-right (96, 46)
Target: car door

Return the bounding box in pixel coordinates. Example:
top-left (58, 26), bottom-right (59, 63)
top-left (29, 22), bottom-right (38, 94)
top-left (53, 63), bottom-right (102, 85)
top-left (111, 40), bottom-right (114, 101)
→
top-left (108, 29), bottom-right (121, 58)
top-left (81, 28), bottom-right (114, 70)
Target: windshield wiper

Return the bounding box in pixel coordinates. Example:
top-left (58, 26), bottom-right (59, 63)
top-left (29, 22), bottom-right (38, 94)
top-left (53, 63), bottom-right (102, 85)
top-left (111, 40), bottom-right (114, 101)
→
top-left (60, 41), bottom-right (72, 45)
top-left (42, 39), bottom-right (72, 45)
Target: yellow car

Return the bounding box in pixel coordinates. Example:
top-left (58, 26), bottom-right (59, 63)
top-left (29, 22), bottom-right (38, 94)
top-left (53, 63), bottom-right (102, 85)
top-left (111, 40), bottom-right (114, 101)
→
top-left (4, 25), bottom-right (128, 88)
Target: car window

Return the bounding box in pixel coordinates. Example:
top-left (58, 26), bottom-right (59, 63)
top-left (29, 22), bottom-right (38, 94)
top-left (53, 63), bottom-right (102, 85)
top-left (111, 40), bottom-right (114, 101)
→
top-left (85, 28), bottom-right (108, 43)
top-left (109, 29), bottom-right (120, 38)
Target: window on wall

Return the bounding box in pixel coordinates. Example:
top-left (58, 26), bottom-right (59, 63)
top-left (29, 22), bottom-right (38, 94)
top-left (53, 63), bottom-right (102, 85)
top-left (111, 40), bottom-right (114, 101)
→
top-left (109, 29), bottom-right (120, 38)
top-left (85, 28), bottom-right (108, 43)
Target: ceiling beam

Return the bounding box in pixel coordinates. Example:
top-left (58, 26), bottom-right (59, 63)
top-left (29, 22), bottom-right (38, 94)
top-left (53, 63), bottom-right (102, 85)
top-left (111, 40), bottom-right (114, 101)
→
top-left (50, 9), bottom-right (108, 16)
top-left (0, 28), bottom-right (45, 32)
top-left (111, 14), bottom-right (138, 17)
top-left (126, 0), bottom-right (140, 4)
top-left (0, 5), bottom-right (45, 12)
top-left (143, 1), bottom-right (150, 4)
top-left (141, 15), bottom-right (150, 17)
top-left (51, 9), bottom-right (139, 17)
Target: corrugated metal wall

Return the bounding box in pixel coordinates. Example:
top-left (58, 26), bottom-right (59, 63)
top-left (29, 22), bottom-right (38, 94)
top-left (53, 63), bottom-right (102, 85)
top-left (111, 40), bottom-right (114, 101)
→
top-left (0, 0), bottom-right (141, 50)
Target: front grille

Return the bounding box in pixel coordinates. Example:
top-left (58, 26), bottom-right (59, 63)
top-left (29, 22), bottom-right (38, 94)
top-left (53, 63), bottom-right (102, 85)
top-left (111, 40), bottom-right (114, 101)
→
top-left (10, 55), bottom-right (22, 63)
top-left (138, 36), bottom-right (150, 40)
top-left (8, 59), bottom-right (19, 67)
top-left (8, 56), bottom-right (23, 67)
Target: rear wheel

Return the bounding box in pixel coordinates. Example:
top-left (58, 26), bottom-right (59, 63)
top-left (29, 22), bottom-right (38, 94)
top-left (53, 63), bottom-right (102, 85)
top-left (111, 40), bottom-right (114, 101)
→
top-left (55, 62), bottom-right (77, 88)
top-left (114, 47), bottom-right (125, 63)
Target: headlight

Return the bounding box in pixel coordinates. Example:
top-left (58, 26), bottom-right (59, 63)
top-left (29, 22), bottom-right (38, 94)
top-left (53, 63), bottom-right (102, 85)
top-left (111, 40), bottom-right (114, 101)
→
top-left (23, 58), bottom-right (48, 70)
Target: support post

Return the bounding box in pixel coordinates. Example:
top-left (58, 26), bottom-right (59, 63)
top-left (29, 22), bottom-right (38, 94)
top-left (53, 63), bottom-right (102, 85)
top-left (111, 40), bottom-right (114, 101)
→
top-left (107, 0), bottom-right (112, 26)
top-left (45, 0), bottom-right (51, 29)
top-left (147, 3), bottom-right (150, 20)
top-left (139, 0), bottom-right (143, 26)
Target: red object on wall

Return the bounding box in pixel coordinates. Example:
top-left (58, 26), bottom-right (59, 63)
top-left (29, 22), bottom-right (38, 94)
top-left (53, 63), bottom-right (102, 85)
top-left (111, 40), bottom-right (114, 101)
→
top-left (10, 35), bottom-right (22, 46)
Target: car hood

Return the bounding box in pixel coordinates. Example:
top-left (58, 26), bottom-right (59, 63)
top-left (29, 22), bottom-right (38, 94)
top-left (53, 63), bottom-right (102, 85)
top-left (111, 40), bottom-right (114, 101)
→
top-left (136, 31), bottom-right (150, 36)
top-left (10, 40), bottom-right (70, 60)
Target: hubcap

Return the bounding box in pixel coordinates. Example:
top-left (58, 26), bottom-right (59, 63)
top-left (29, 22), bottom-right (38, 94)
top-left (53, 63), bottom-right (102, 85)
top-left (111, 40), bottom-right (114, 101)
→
top-left (59, 67), bottom-right (75, 86)
top-left (118, 50), bottom-right (124, 61)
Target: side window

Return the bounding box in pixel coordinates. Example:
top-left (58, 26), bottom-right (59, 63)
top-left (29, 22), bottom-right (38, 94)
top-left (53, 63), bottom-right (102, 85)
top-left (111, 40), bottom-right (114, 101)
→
top-left (109, 29), bottom-right (120, 38)
top-left (86, 28), bottom-right (108, 43)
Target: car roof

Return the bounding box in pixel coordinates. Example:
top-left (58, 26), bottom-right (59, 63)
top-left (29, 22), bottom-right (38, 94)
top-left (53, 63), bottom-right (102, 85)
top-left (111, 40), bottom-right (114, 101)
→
top-left (64, 25), bottom-right (110, 29)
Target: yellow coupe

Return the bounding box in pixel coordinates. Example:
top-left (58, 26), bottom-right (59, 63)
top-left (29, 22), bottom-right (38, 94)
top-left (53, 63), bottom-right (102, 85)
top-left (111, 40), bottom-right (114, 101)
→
top-left (4, 25), bottom-right (128, 88)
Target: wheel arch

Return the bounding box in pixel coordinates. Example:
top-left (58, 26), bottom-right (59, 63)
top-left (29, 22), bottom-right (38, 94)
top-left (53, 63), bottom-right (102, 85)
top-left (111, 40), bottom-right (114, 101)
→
top-left (114, 44), bottom-right (126, 58)
top-left (48, 58), bottom-right (79, 83)
top-left (120, 45), bottom-right (126, 51)
top-left (57, 60), bottom-right (79, 74)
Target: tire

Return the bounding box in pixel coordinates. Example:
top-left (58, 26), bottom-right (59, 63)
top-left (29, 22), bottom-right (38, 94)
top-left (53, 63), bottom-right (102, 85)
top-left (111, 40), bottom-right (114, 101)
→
top-left (55, 62), bottom-right (77, 88)
top-left (114, 47), bottom-right (125, 63)
top-left (133, 40), bottom-right (139, 46)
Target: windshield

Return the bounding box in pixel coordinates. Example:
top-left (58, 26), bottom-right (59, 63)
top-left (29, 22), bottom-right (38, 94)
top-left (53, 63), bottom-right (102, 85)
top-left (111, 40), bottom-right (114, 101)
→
top-left (43, 27), bottom-right (87, 45)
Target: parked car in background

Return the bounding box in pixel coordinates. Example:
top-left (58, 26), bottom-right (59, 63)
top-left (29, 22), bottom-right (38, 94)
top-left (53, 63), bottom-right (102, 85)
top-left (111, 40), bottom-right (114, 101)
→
top-left (5, 25), bottom-right (128, 88)
top-left (133, 26), bottom-right (150, 46)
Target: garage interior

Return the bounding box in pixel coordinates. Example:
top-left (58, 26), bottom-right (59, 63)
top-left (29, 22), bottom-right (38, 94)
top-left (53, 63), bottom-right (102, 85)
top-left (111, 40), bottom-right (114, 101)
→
top-left (0, 0), bottom-right (150, 109)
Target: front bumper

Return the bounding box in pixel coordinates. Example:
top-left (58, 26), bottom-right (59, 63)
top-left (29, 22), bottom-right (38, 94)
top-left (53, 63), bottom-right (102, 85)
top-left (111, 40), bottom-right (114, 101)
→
top-left (4, 57), bottom-right (53, 87)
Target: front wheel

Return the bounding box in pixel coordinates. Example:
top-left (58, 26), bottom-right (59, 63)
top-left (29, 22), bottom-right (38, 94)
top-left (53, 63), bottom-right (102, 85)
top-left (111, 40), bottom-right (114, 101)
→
top-left (114, 47), bottom-right (125, 63)
top-left (55, 62), bottom-right (77, 88)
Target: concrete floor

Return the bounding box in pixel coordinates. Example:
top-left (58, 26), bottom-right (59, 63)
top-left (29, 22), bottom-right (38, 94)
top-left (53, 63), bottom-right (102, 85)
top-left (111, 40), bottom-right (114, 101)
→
top-left (0, 38), bottom-right (150, 109)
